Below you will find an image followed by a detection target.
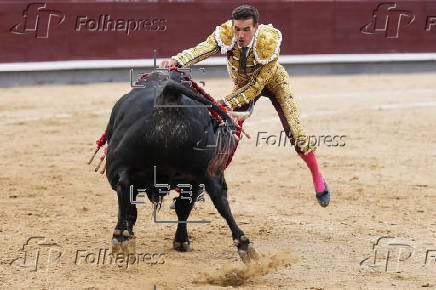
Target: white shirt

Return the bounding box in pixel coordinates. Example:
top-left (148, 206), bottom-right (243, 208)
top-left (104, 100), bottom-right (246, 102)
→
top-left (237, 36), bottom-right (255, 57)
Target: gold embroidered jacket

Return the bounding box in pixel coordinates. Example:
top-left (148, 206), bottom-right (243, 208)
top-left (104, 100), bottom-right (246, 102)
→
top-left (172, 20), bottom-right (282, 110)
top-left (172, 20), bottom-right (315, 153)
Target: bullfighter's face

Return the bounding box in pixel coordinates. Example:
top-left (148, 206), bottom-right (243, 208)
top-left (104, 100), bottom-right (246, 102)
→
top-left (232, 18), bottom-right (258, 48)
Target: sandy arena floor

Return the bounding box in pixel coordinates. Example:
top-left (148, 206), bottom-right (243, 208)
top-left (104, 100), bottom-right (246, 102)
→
top-left (0, 73), bottom-right (435, 289)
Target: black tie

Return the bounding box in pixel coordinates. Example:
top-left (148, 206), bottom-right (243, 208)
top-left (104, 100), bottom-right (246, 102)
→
top-left (240, 47), bottom-right (249, 71)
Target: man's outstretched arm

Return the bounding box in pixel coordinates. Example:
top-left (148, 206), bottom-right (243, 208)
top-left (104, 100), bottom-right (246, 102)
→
top-left (223, 58), bottom-right (277, 110)
top-left (160, 32), bottom-right (220, 68)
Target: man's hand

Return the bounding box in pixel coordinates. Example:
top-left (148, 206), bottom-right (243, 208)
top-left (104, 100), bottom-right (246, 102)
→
top-left (217, 99), bottom-right (232, 111)
top-left (159, 59), bottom-right (179, 68)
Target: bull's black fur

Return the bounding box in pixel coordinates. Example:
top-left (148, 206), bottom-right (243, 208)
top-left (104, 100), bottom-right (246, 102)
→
top-left (105, 71), bottom-right (253, 256)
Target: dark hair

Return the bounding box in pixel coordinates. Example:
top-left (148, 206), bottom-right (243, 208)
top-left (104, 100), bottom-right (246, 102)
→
top-left (232, 5), bottom-right (259, 26)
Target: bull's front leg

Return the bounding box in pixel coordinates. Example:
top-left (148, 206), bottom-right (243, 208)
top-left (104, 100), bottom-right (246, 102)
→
top-left (173, 183), bottom-right (201, 252)
top-left (112, 169), bottom-right (136, 257)
top-left (204, 174), bottom-right (259, 263)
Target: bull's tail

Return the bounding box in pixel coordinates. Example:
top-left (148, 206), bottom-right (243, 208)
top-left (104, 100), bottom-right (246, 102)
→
top-left (206, 126), bottom-right (236, 176)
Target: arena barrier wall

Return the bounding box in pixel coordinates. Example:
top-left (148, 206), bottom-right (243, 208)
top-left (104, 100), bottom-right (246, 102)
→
top-left (0, 0), bottom-right (435, 86)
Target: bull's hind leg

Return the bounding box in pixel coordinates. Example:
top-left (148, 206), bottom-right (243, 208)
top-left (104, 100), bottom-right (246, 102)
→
top-left (112, 169), bottom-right (136, 257)
top-left (204, 174), bottom-right (259, 263)
top-left (124, 190), bottom-right (138, 254)
top-left (173, 183), bottom-right (201, 252)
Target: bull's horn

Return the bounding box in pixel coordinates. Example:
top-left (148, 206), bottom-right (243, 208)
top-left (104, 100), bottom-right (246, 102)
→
top-left (228, 111), bottom-right (251, 121)
top-left (228, 100), bottom-right (254, 121)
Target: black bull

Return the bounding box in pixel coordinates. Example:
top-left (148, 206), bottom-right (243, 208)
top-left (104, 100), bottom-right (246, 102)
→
top-left (105, 71), bottom-right (258, 263)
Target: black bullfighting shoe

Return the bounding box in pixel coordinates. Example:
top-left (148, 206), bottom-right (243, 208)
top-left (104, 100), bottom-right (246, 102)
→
top-left (316, 181), bottom-right (330, 207)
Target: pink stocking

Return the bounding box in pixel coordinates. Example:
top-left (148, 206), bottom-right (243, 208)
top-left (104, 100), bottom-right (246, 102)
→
top-left (298, 151), bottom-right (325, 192)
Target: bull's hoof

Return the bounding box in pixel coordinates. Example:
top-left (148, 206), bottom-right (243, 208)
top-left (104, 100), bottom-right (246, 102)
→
top-left (173, 241), bottom-right (191, 252)
top-left (316, 181), bottom-right (330, 208)
top-left (238, 243), bottom-right (259, 264)
top-left (234, 235), bottom-right (259, 264)
top-left (112, 229), bottom-right (136, 257)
